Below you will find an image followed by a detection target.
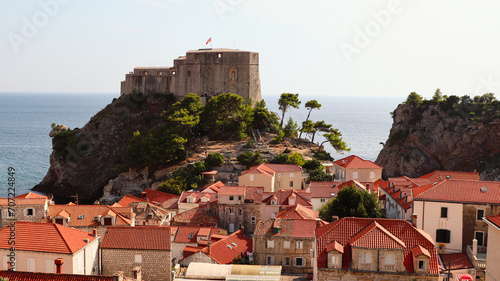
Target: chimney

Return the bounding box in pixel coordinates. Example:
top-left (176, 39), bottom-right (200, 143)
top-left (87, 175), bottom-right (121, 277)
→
top-left (94, 200), bottom-right (100, 205)
top-left (55, 258), bottom-right (64, 273)
top-left (113, 271), bottom-right (124, 281)
top-left (240, 226), bottom-right (245, 233)
top-left (331, 215), bottom-right (339, 222)
top-left (208, 241), bottom-right (212, 255)
top-left (93, 229), bottom-right (98, 237)
top-left (412, 214), bottom-right (417, 227)
top-left (473, 239), bottom-right (478, 256)
top-left (140, 192), bottom-right (147, 199)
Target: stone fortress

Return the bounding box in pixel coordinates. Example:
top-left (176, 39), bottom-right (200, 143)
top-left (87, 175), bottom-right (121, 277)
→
top-left (121, 48), bottom-right (261, 103)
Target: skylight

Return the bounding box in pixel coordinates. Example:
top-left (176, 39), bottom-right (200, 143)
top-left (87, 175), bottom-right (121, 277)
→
top-left (188, 233), bottom-right (194, 239)
top-left (78, 215), bottom-right (84, 220)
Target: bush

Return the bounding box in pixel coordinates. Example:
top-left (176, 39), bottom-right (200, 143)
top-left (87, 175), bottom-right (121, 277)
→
top-left (271, 130), bottom-right (285, 144)
top-left (287, 152), bottom-right (305, 166)
top-left (53, 130), bottom-right (78, 160)
top-left (237, 151), bottom-right (264, 168)
top-left (302, 159), bottom-right (324, 170)
top-left (314, 150), bottom-right (333, 161)
top-left (282, 117), bottom-right (298, 138)
top-left (308, 168), bottom-right (331, 181)
top-left (205, 152), bottom-right (225, 168)
top-left (269, 154), bottom-right (289, 164)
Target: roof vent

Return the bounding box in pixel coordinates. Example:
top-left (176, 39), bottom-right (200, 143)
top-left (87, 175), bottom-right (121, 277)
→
top-left (481, 187), bottom-right (487, 193)
top-left (446, 175), bottom-right (451, 179)
top-left (231, 242), bottom-right (237, 247)
top-left (226, 245), bottom-right (232, 249)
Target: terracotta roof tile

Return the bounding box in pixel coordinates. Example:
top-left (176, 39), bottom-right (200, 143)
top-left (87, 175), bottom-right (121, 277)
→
top-left (276, 204), bottom-right (319, 220)
top-left (179, 192), bottom-right (217, 204)
top-left (316, 217), bottom-right (439, 274)
top-left (46, 205), bottom-right (133, 227)
top-left (485, 214), bottom-right (500, 228)
top-left (0, 222), bottom-right (96, 254)
top-left (0, 271), bottom-right (115, 281)
top-left (337, 180), bottom-right (368, 191)
top-left (264, 164), bottom-right (303, 172)
top-left (100, 226), bottom-right (171, 250)
top-left (440, 253), bottom-right (474, 270)
top-left (199, 181), bottom-right (225, 193)
top-left (414, 180), bottom-right (500, 204)
top-left (333, 155), bottom-right (382, 169)
top-left (143, 188), bottom-right (180, 205)
top-left (419, 170), bottom-right (480, 182)
top-left (254, 218), bottom-right (318, 238)
top-left (308, 185), bottom-right (338, 199)
top-left (261, 190), bottom-right (311, 207)
top-left (326, 241), bottom-right (344, 253)
top-left (13, 192), bottom-right (48, 199)
top-left (117, 194), bottom-right (147, 207)
top-left (218, 186), bottom-right (246, 196)
top-left (0, 198), bottom-right (47, 206)
top-left (349, 221), bottom-right (405, 249)
top-left (172, 208), bottom-right (218, 227)
top-left (200, 229), bottom-right (253, 264)
top-left (412, 245), bottom-right (431, 258)
top-left (172, 226), bottom-right (221, 243)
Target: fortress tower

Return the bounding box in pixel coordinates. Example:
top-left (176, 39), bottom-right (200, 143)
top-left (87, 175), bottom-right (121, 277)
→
top-left (120, 48), bottom-right (261, 103)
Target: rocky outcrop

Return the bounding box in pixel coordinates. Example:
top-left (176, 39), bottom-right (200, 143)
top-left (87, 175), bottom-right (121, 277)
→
top-left (33, 93), bottom-right (174, 201)
top-left (376, 103), bottom-right (500, 180)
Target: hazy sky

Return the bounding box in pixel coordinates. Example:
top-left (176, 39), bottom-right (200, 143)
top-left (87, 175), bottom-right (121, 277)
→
top-left (1, 0), bottom-right (500, 98)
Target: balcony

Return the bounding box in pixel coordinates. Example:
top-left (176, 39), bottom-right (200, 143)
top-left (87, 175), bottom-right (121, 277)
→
top-left (466, 245), bottom-right (487, 270)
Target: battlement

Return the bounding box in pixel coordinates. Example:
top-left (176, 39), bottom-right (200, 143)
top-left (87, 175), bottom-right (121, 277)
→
top-left (120, 48), bottom-right (261, 103)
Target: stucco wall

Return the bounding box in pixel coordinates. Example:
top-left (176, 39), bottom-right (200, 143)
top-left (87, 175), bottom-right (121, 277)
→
top-left (239, 173), bottom-right (274, 192)
top-left (253, 236), bottom-right (314, 273)
top-left (275, 171), bottom-right (302, 191)
top-left (485, 222), bottom-right (500, 281)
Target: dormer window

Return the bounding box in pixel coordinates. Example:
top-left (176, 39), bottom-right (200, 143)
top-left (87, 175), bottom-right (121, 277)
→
top-left (271, 200), bottom-right (276, 205)
top-left (103, 217), bottom-right (112, 226)
top-left (418, 260), bottom-right (426, 270)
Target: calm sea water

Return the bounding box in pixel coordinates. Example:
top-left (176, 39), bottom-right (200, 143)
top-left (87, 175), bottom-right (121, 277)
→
top-left (0, 93), bottom-right (401, 197)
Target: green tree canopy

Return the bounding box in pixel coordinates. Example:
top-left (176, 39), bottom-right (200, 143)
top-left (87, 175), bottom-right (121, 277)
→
top-left (299, 99), bottom-right (322, 139)
top-left (404, 92), bottom-right (423, 106)
top-left (204, 152), bottom-right (225, 168)
top-left (200, 93), bottom-right (246, 140)
top-left (278, 93), bottom-right (301, 130)
top-left (320, 129), bottom-right (350, 154)
top-left (310, 121), bottom-right (332, 143)
top-left (286, 152), bottom-right (305, 166)
top-left (318, 185), bottom-right (381, 222)
top-left (283, 117), bottom-right (299, 138)
top-left (237, 151), bottom-right (264, 168)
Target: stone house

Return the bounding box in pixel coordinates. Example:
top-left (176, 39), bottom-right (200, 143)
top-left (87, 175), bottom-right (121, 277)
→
top-left (439, 253), bottom-right (476, 280)
top-left (171, 207), bottom-right (218, 227)
top-left (331, 155), bottom-right (382, 183)
top-left (0, 221), bottom-right (99, 275)
top-left (484, 214), bottom-right (500, 281)
top-left (0, 192), bottom-right (51, 228)
top-left (177, 191), bottom-right (217, 214)
top-left (126, 201), bottom-right (172, 226)
top-left (260, 189), bottom-right (312, 220)
top-left (214, 186), bottom-right (264, 234)
top-left (253, 218), bottom-right (317, 274)
top-left (100, 226), bottom-right (172, 281)
top-left (239, 164), bottom-right (304, 192)
top-left (178, 228), bottom-right (252, 267)
top-left (306, 182), bottom-right (338, 211)
top-left (170, 226), bottom-right (225, 264)
top-left (315, 217), bottom-right (439, 281)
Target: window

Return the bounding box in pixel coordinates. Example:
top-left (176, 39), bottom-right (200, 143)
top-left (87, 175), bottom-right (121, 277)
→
top-left (251, 216), bottom-right (256, 224)
top-left (104, 217), bottom-right (112, 226)
top-left (418, 260), bottom-right (426, 270)
top-left (331, 254), bottom-right (340, 266)
top-left (276, 182), bottom-right (281, 188)
top-left (278, 173), bottom-right (281, 177)
top-left (294, 257), bottom-right (305, 267)
top-left (46, 260), bottom-right (54, 273)
top-left (135, 254), bottom-right (142, 263)
top-left (352, 172), bottom-right (358, 179)
top-left (320, 198), bottom-right (326, 203)
top-left (441, 207), bottom-right (448, 218)
top-left (475, 231), bottom-right (484, 246)
top-left (289, 181), bottom-right (294, 187)
top-left (238, 209), bottom-right (242, 215)
top-left (27, 258), bottom-right (35, 272)
top-left (436, 229), bottom-right (451, 243)
top-left (283, 257), bottom-right (290, 266)
top-left (25, 208), bottom-right (34, 216)
top-left (290, 173), bottom-right (294, 178)
top-left (187, 71), bottom-right (191, 76)
top-left (78, 215), bottom-right (84, 220)
top-left (55, 218), bottom-right (64, 225)
top-left (267, 240), bottom-right (274, 248)
top-left (477, 209), bottom-right (485, 221)
top-left (296, 241), bottom-right (303, 249)
top-left (360, 252), bottom-right (371, 270)
top-left (5, 209), bottom-right (14, 218)
top-left (229, 196), bottom-right (234, 201)
top-left (384, 253), bottom-right (395, 271)
top-left (284, 241), bottom-right (290, 249)
top-left (188, 233), bottom-right (194, 239)
top-left (271, 200), bottom-right (276, 205)
top-left (370, 172), bottom-right (375, 179)
top-left (267, 256), bottom-right (274, 265)
top-left (250, 175), bottom-right (254, 182)
top-left (229, 208), bottom-right (233, 214)
top-left (238, 196), bottom-right (242, 201)
top-left (231, 71), bottom-right (236, 80)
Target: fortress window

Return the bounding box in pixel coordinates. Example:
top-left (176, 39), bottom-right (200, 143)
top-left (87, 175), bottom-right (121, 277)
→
top-left (143, 71), bottom-right (148, 75)
top-left (218, 53), bottom-right (222, 58)
top-left (188, 71), bottom-right (191, 77)
top-left (231, 71), bottom-right (236, 80)
top-left (172, 71), bottom-right (176, 75)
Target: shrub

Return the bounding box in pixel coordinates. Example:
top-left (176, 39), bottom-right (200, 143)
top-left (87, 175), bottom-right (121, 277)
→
top-left (302, 159), bottom-right (324, 170)
top-left (269, 154), bottom-right (289, 164)
top-left (271, 130), bottom-right (285, 144)
top-left (287, 152), bottom-right (305, 166)
top-left (205, 153), bottom-right (225, 168)
top-left (237, 151), bottom-right (263, 168)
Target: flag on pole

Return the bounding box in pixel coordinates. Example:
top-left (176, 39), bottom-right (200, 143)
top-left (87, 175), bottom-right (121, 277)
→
top-left (206, 37), bottom-right (212, 45)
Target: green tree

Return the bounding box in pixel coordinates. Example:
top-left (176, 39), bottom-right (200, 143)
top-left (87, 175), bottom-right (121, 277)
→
top-left (302, 159), bottom-right (324, 171)
top-left (282, 117), bottom-right (298, 138)
top-left (200, 93), bottom-right (246, 139)
top-left (308, 168), bottom-right (331, 181)
top-left (432, 88), bottom-right (444, 102)
top-left (299, 99), bottom-right (321, 139)
top-left (205, 152), bottom-right (225, 168)
top-left (278, 93), bottom-right (301, 130)
top-left (237, 151), bottom-right (263, 168)
top-left (157, 161), bottom-right (208, 194)
top-left (271, 130), bottom-right (285, 144)
top-left (404, 92), bottom-right (424, 106)
top-left (300, 119), bottom-right (314, 141)
top-left (286, 152), bottom-right (305, 166)
top-left (320, 129), bottom-right (350, 154)
top-left (318, 185), bottom-right (381, 221)
top-left (310, 121), bottom-right (332, 143)
top-left (252, 100), bottom-right (279, 131)
top-left (268, 153), bottom-right (289, 164)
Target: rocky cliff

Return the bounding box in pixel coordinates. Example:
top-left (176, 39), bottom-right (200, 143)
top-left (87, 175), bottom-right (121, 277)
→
top-left (33, 93), bottom-right (176, 201)
top-left (376, 102), bottom-right (500, 180)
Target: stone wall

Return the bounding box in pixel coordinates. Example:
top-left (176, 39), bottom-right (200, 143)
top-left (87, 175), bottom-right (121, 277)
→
top-left (0, 204), bottom-right (47, 228)
top-left (178, 251), bottom-right (216, 267)
top-left (317, 268), bottom-right (438, 281)
top-left (101, 249), bottom-right (171, 281)
top-left (215, 203), bottom-right (261, 235)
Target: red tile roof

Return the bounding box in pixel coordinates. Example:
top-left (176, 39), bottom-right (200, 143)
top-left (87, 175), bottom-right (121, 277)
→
top-left (0, 271), bottom-right (116, 281)
top-left (484, 214), bottom-right (500, 228)
top-left (349, 221), bottom-right (405, 249)
top-left (326, 241), bottom-right (344, 253)
top-left (171, 208), bottom-right (218, 227)
top-left (254, 218), bottom-right (318, 238)
top-left (308, 185), bottom-right (338, 199)
top-left (337, 180), bottom-right (369, 191)
top-left (333, 155), bottom-right (382, 169)
top-left (276, 204), bottom-right (319, 220)
top-left (413, 180), bottom-right (500, 204)
top-left (0, 222), bottom-right (96, 254)
top-left (199, 181), bottom-right (226, 193)
top-left (419, 170), bottom-right (480, 182)
top-left (100, 226), bottom-right (171, 251)
top-left (116, 194), bottom-right (147, 207)
top-left (412, 245), bottom-right (431, 258)
top-left (440, 253), bottom-right (474, 270)
top-left (143, 188), bottom-right (180, 206)
top-left (13, 192), bottom-right (48, 199)
top-left (0, 198), bottom-right (47, 206)
top-left (261, 189), bottom-right (312, 207)
top-left (240, 163), bottom-right (302, 177)
top-left (218, 186), bottom-right (246, 196)
top-left (179, 191), bottom-right (217, 204)
top-left (46, 205), bottom-right (133, 227)
top-left (172, 226), bottom-right (222, 243)
top-left (316, 217), bottom-right (439, 274)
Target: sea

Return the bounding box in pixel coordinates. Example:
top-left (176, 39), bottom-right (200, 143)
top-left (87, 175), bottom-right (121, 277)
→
top-left (0, 93), bottom-right (402, 197)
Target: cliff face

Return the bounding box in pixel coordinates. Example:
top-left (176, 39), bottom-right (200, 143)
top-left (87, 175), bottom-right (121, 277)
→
top-left (376, 103), bottom-right (500, 180)
top-left (33, 93), bottom-right (174, 201)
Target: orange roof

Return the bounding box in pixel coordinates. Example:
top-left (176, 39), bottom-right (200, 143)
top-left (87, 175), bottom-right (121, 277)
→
top-left (412, 245), bottom-right (431, 258)
top-left (172, 226), bottom-right (222, 243)
top-left (337, 180), bottom-right (368, 191)
top-left (0, 222), bottom-right (96, 254)
top-left (240, 163), bottom-right (276, 178)
top-left (254, 218), bottom-right (319, 238)
top-left (316, 217), bottom-right (439, 274)
top-left (440, 253), bottom-right (474, 270)
top-left (333, 155), bottom-right (382, 169)
top-left (414, 180), bottom-right (500, 204)
top-left (485, 214), bottom-right (500, 228)
top-left (13, 192), bottom-right (48, 199)
top-left (171, 208), bottom-right (218, 227)
top-left (0, 271), bottom-right (115, 281)
top-left (419, 170), bottom-right (480, 182)
top-left (326, 241), bottom-right (344, 253)
top-left (277, 204), bottom-right (319, 220)
top-left (100, 226), bottom-right (171, 251)
top-left (199, 181), bottom-right (225, 193)
top-left (143, 188), bottom-right (180, 204)
top-left (349, 221), bottom-right (405, 249)
top-left (262, 189), bottom-right (311, 207)
top-left (264, 164), bottom-right (303, 172)
top-left (196, 229), bottom-right (252, 264)
top-left (117, 194), bottom-right (147, 207)
top-left (46, 205), bottom-right (133, 227)
top-left (308, 185), bottom-right (338, 199)
top-left (0, 198), bottom-right (47, 206)
top-left (179, 191), bottom-right (217, 204)
top-left (218, 186), bottom-right (246, 196)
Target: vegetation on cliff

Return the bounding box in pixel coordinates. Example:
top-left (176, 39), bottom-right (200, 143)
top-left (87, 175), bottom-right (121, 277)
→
top-left (319, 185), bottom-right (381, 222)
